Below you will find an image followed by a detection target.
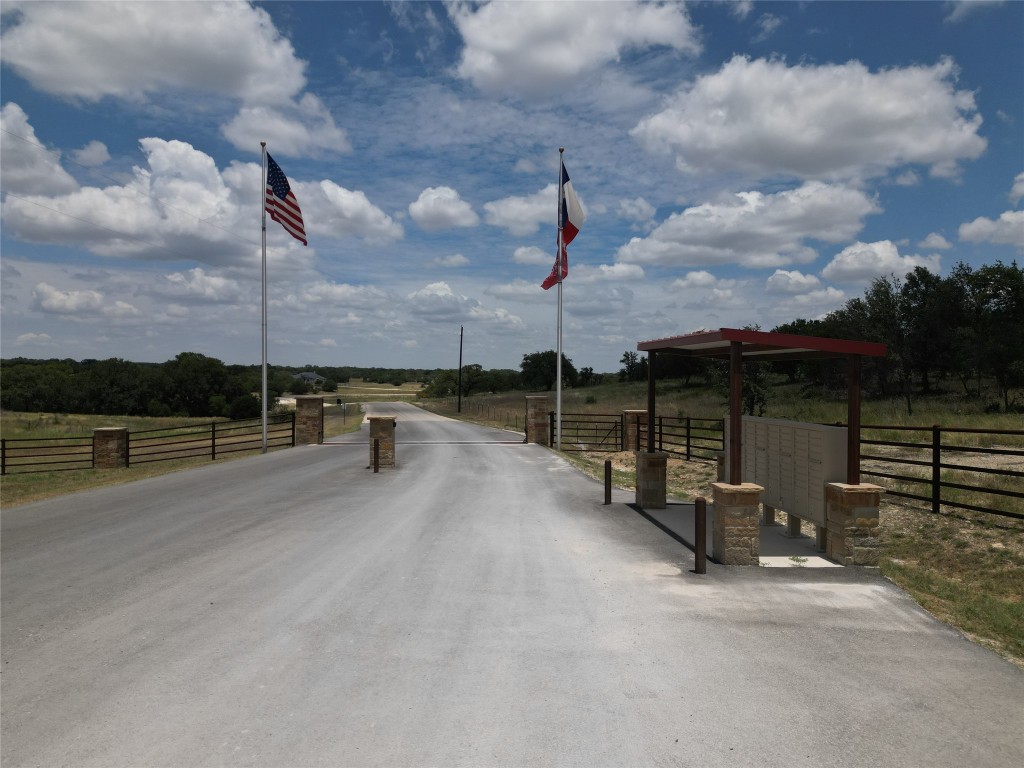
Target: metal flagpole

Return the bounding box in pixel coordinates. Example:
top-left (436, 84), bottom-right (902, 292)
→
top-left (556, 147), bottom-right (565, 451)
top-left (260, 141), bottom-right (268, 453)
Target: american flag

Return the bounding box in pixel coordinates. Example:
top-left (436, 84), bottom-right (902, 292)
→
top-left (265, 153), bottom-right (307, 245)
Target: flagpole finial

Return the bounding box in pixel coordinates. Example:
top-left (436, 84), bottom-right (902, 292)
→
top-left (260, 141), bottom-right (266, 148)
top-left (559, 147), bottom-right (564, 153)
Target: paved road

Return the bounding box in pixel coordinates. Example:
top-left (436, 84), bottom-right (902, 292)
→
top-left (2, 402), bottom-right (1022, 767)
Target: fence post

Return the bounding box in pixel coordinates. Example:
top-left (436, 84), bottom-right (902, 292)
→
top-left (549, 411), bottom-right (555, 446)
top-left (211, 421), bottom-right (217, 461)
top-left (620, 414), bottom-right (625, 451)
top-left (373, 438), bottom-right (380, 473)
top-left (658, 416), bottom-right (663, 451)
top-left (125, 429), bottom-right (130, 468)
top-left (1, 438), bottom-right (5, 476)
top-left (604, 459), bottom-right (612, 505)
top-left (932, 424), bottom-right (941, 515)
top-left (686, 417), bottom-right (692, 460)
top-left (291, 412), bottom-right (296, 447)
top-left (694, 496), bottom-right (707, 574)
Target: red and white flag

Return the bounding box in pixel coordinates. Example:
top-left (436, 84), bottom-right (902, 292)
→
top-left (542, 159), bottom-right (585, 290)
top-left (265, 153), bottom-right (307, 245)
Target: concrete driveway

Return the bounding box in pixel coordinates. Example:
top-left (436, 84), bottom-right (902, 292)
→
top-left (2, 401), bottom-right (1022, 766)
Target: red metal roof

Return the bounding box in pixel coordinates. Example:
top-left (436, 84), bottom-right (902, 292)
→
top-left (636, 327), bottom-right (887, 361)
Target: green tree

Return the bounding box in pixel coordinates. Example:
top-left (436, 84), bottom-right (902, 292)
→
top-left (164, 352), bottom-right (228, 417)
top-left (521, 350), bottom-right (577, 391)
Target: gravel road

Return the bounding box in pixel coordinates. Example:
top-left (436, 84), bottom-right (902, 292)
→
top-left (2, 401), bottom-right (1022, 767)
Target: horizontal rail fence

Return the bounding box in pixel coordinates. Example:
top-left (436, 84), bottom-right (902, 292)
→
top-left (656, 416), bottom-right (725, 461)
top-left (552, 413), bottom-right (623, 452)
top-left (858, 424), bottom-right (1024, 521)
top-left (128, 414), bottom-right (295, 466)
top-left (0, 415), bottom-right (296, 474)
top-left (1, 435), bottom-right (94, 475)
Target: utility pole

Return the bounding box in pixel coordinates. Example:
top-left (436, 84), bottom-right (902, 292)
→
top-left (457, 325), bottom-right (464, 413)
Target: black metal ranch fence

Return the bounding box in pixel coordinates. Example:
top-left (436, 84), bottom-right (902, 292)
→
top-left (552, 412), bottom-right (725, 461)
top-left (554, 412), bottom-right (1023, 521)
top-left (1, 414), bottom-right (295, 475)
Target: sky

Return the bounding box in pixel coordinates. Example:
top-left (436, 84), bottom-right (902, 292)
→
top-left (1, 1), bottom-right (1022, 373)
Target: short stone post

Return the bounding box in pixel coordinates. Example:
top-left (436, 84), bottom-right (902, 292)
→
top-left (368, 416), bottom-right (397, 467)
top-left (525, 396), bottom-right (550, 445)
top-left (93, 427), bottom-right (128, 469)
top-left (635, 451), bottom-right (668, 509)
top-left (825, 483), bottom-right (884, 565)
top-left (711, 482), bottom-right (764, 565)
top-left (622, 410), bottom-right (648, 451)
top-left (295, 396), bottom-right (324, 445)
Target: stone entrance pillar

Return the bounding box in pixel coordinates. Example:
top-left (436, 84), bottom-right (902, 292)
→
top-left (93, 427), bottom-right (128, 468)
top-left (635, 451), bottom-right (668, 509)
top-left (525, 396), bottom-right (551, 445)
top-left (826, 483), bottom-right (884, 565)
top-left (622, 410), bottom-right (648, 451)
top-left (369, 416), bottom-right (397, 467)
top-left (295, 396), bottom-right (324, 445)
top-left (711, 482), bottom-right (764, 565)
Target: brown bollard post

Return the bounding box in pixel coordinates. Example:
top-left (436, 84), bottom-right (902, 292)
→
top-left (694, 497), bottom-right (707, 574)
top-left (604, 459), bottom-right (612, 505)
top-left (373, 438), bottom-right (380, 473)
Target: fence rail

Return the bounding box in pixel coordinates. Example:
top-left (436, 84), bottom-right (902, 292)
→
top-left (1, 414), bottom-right (296, 475)
top-left (857, 424), bottom-right (1023, 521)
top-left (0, 435), bottom-right (94, 474)
top-left (553, 412), bottom-right (725, 460)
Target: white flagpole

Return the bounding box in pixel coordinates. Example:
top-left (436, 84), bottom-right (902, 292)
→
top-left (556, 147), bottom-right (565, 451)
top-left (260, 141), bottom-right (268, 453)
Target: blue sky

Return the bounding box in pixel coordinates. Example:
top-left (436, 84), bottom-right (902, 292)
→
top-left (2, 1), bottom-right (1022, 372)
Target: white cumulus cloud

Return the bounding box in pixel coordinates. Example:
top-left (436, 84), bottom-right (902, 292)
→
top-left (958, 210), bottom-right (1024, 247)
top-left (409, 186), bottom-right (480, 231)
top-left (0, 102), bottom-right (78, 195)
top-left (617, 182), bottom-right (879, 268)
top-left (822, 241), bottom-right (942, 284)
top-left (631, 55), bottom-right (986, 181)
top-left (484, 184), bottom-right (557, 236)
top-left (451, 0), bottom-right (700, 92)
top-left (765, 270), bottom-right (822, 294)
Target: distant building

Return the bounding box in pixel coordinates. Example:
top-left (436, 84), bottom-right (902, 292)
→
top-left (293, 371), bottom-right (326, 385)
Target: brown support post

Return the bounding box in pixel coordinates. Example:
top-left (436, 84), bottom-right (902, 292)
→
top-left (729, 341), bottom-right (742, 484)
top-left (847, 355), bottom-right (861, 484)
top-left (694, 497), bottom-right (707, 574)
top-left (604, 459), bottom-right (612, 505)
top-left (932, 425), bottom-right (941, 515)
top-left (647, 350), bottom-right (656, 453)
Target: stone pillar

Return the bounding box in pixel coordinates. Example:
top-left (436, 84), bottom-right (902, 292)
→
top-left (635, 451), bottom-right (668, 509)
top-left (369, 416), bottom-right (397, 467)
top-left (622, 410), bottom-right (648, 451)
top-left (525, 396), bottom-right (550, 445)
top-left (711, 482), bottom-right (763, 565)
top-left (825, 483), bottom-right (884, 565)
top-left (295, 396), bottom-right (324, 445)
top-left (93, 427), bottom-right (128, 469)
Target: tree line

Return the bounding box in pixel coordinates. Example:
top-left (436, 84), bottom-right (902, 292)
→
top-left (0, 353), bottom-right (446, 418)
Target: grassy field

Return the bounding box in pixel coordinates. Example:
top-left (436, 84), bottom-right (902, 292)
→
top-left (418, 380), bottom-right (1024, 668)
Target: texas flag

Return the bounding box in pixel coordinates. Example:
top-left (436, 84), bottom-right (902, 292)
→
top-left (541, 159), bottom-right (585, 290)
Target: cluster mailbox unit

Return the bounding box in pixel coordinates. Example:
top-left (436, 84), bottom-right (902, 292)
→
top-left (725, 416), bottom-right (847, 528)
